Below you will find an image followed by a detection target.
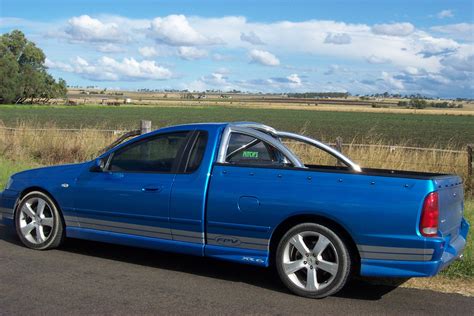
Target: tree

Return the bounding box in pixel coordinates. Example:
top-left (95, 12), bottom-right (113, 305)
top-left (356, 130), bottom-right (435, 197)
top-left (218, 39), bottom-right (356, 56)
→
top-left (410, 98), bottom-right (427, 109)
top-left (0, 42), bottom-right (20, 103)
top-left (0, 30), bottom-right (67, 104)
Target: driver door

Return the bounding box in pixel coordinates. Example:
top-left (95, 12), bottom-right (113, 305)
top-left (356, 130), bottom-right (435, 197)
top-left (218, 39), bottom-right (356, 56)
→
top-left (72, 131), bottom-right (191, 240)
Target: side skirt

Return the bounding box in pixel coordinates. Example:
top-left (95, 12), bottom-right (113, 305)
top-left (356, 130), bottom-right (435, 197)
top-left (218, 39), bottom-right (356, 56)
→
top-left (66, 227), bottom-right (204, 257)
top-left (66, 227), bottom-right (270, 267)
top-left (205, 244), bottom-right (269, 267)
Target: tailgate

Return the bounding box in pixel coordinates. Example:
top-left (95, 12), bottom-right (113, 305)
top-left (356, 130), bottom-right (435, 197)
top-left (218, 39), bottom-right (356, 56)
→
top-left (433, 176), bottom-right (464, 239)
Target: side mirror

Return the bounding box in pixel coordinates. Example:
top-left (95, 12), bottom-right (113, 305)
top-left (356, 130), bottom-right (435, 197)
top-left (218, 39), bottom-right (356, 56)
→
top-left (90, 158), bottom-right (106, 172)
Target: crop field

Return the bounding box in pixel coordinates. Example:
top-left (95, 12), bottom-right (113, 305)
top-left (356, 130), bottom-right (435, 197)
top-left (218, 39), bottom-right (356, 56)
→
top-left (0, 104), bottom-right (473, 148)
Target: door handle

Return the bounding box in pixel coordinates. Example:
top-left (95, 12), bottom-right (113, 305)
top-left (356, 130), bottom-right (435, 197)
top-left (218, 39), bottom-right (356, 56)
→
top-left (141, 186), bottom-right (163, 192)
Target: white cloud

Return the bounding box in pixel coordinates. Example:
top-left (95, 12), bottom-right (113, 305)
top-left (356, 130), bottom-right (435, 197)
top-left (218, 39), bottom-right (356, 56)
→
top-left (47, 15), bottom-right (466, 74)
top-left (437, 10), bottom-right (454, 19)
top-left (48, 56), bottom-right (172, 81)
top-left (372, 22), bottom-right (415, 36)
top-left (185, 71), bottom-right (305, 93)
top-left (286, 73), bottom-right (302, 86)
top-left (149, 15), bottom-right (219, 46)
top-left (431, 23), bottom-right (474, 42)
top-left (238, 74), bottom-right (307, 92)
top-left (45, 58), bottom-right (74, 72)
top-left (381, 71), bottom-right (404, 90)
top-left (240, 31), bottom-right (265, 45)
top-left (366, 55), bottom-right (390, 64)
top-left (138, 46), bottom-right (158, 57)
top-left (249, 49), bottom-right (280, 66)
top-left (324, 65), bottom-right (350, 75)
top-left (96, 43), bottom-right (125, 53)
top-left (187, 17), bottom-right (439, 73)
top-left (24, 13), bottom-right (474, 96)
top-left (441, 52), bottom-right (474, 73)
top-left (204, 72), bottom-right (228, 85)
top-left (324, 33), bottom-right (351, 45)
top-left (404, 66), bottom-right (421, 75)
top-left (185, 80), bottom-right (208, 92)
top-left (214, 67), bottom-right (230, 75)
top-left (212, 53), bottom-right (233, 61)
top-left (65, 15), bottom-right (125, 43)
top-left (417, 36), bottom-right (459, 57)
top-left (177, 46), bottom-right (208, 60)
top-left (185, 71), bottom-right (235, 91)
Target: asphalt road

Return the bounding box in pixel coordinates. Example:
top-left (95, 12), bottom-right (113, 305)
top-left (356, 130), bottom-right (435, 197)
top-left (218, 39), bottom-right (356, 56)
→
top-left (1, 224), bottom-right (472, 315)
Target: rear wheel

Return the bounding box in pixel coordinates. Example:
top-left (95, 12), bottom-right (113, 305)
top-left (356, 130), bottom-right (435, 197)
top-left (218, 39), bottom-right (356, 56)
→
top-left (276, 223), bottom-right (351, 298)
top-left (15, 191), bottom-right (65, 250)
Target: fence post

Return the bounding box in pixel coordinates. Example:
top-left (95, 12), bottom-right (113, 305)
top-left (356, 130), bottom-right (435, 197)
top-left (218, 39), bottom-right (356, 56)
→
top-left (140, 120), bottom-right (152, 135)
top-left (467, 144), bottom-right (473, 194)
top-left (335, 137), bottom-right (343, 153)
top-left (335, 137), bottom-right (343, 166)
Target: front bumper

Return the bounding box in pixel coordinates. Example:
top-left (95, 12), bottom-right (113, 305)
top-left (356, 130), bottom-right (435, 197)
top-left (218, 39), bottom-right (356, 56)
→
top-left (0, 190), bottom-right (18, 226)
top-left (360, 218), bottom-right (469, 277)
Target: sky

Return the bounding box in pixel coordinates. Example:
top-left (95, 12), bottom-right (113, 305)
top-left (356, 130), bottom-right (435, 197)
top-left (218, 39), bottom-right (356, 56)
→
top-left (1, 0), bottom-right (473, 98)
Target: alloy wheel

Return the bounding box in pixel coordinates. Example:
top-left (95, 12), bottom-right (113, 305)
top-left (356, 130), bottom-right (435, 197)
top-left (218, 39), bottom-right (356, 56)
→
top-left (282, 231), bottom-right (339, 291)
top-left (18, 197), bottom-right (55, 244)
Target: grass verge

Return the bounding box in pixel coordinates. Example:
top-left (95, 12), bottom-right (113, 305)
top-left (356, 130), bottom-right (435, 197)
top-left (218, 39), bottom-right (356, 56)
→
top-left (440, 198), bottom-right (473, 278)
top-left (0, 157), bottom-right (39, 188)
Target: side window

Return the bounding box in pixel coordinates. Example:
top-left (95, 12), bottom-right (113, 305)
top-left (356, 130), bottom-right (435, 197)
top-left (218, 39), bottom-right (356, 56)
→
top-left (109, 132), bottom-right (189, 173)
top-left (225, 133), bottom-right (285, 165)
top-left (184, 132), bottom-right (208, 173)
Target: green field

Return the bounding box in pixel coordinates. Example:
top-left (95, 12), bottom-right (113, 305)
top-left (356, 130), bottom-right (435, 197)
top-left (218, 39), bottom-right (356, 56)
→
top-left (1, 104), bottom-right (473, 147)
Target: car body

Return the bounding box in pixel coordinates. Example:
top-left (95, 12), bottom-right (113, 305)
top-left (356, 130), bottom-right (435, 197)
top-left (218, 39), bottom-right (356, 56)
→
top-left (0, 122), bottom-right (469, 298)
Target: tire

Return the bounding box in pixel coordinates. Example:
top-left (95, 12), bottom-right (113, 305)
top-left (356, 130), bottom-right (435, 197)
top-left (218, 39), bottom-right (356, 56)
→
top-left (275, 223), bottom-right (351, 298)
top-left (15, 191), bottom-right (65, 250)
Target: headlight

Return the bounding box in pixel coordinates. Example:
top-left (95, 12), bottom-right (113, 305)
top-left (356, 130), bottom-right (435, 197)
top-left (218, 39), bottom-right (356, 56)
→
top-left (4, 177), bottom-right (13, 190)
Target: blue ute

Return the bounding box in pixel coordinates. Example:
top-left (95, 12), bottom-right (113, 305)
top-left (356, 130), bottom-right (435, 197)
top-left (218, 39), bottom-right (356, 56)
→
top-left (0, 122), bottom-right (469, 298)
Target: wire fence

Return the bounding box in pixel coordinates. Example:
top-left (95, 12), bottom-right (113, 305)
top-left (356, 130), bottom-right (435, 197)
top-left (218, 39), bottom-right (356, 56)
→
top-left (0, 126), bottom-right (127, 135)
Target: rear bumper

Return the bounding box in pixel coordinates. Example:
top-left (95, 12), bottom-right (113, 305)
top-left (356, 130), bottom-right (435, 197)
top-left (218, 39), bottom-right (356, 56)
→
top-left (360, 218), bottom-right (469, 277)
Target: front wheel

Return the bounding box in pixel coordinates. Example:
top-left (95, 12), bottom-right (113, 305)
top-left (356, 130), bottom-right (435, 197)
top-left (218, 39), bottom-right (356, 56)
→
top-left (15, 191), bottom-right (65, 250)
top-left (276, 223), bottom-right (351, 298)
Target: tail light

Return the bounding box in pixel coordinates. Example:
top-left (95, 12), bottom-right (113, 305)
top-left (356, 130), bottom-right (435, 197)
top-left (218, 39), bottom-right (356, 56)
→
top-left (420, 192), bottom-right (439, 237)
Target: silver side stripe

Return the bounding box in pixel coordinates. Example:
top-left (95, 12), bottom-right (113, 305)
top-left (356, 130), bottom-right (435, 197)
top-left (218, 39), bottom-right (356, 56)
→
top-left (0, 206), bottom-right (13, 213)
top-left (68, 222), bottom-right (170, 240)
top-left (358, 245), bottom-right (434, 255)
top-left (65, 216), bottom-right (170, 235)
top-left (358, 245), bottom-right (434, 261)
top-left (173, 229), bottom-right (203, 239)
top-left (68, 215), bottom-right (267, 251)
top-left (0, 208), bottom-right (13, 220)
top-left (360, 252), bottom-right (431, 261)
top-left (65, 216), bottom-right (205, 244)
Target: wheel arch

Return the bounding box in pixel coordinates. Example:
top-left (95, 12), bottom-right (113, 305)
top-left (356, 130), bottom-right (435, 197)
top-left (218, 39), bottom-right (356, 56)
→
top-left (15, 187), bottom-right (65, 224)
top-left (269, 214), bottom-right (361, 272)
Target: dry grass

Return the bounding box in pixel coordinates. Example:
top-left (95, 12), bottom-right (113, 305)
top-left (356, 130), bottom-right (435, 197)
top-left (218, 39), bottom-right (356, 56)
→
top-left (0, 121), bottom-right (118, 165)
top-left (66, 99), bottom-right (474, 116)
top-left (0, 121), bottom-right (469, 183)
top-left (287, 140), bottom-right (468, 180)
top-left (64, 88), bottom-right (474, 116)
